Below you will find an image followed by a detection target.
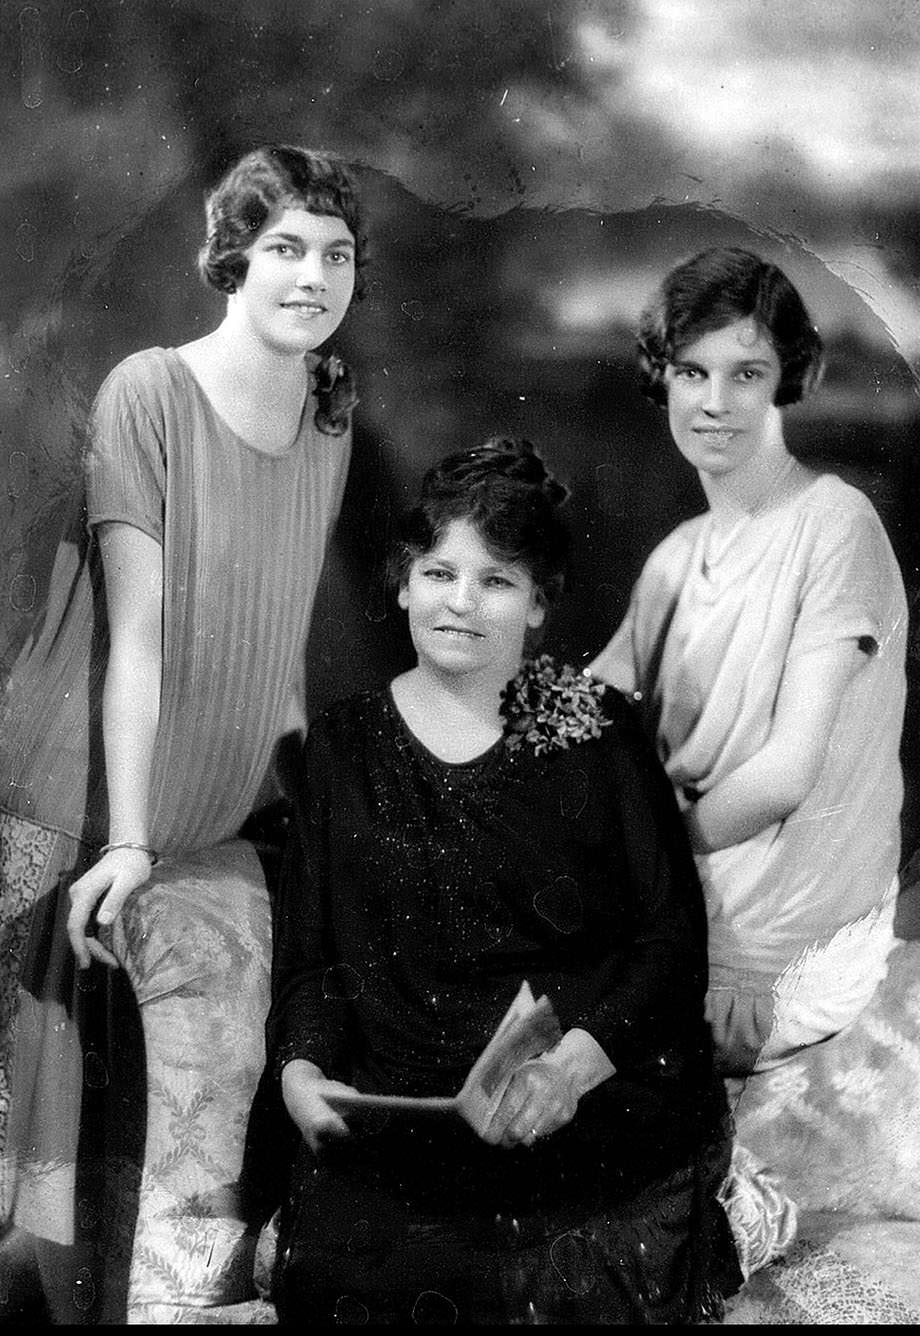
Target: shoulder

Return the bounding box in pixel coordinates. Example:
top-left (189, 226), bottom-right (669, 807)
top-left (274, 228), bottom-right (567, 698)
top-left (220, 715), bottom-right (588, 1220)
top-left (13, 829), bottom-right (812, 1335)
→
top-left (305, 690), bottom-right (383, 756)
top-left (284, 692), bottom-right (381, 802)
top-left (801, 469), bottom-right (869, 511)
top-left (797, 471), bottom-right (882, 534)
top-left (796, 472), bottom-right (899, 568)
top-left (594, 684), bottom-right (658, 766)
top-left (515, 669), bottom-right (670, 812)
top-left (598, 681), bottom-right (644, 727)
top-left (638, 514), bottom-right (705, 582)
top-left (97, 347), bottom-right (175, 394)
top-left (92, 348), bottom-right (179, 421)
top-left (502, 657), bottom-right (643, 761)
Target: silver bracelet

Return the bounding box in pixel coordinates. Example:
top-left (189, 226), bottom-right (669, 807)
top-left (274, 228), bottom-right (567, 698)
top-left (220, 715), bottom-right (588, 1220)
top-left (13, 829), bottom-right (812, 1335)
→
top-left (100, 841), bottom-right (160, 867)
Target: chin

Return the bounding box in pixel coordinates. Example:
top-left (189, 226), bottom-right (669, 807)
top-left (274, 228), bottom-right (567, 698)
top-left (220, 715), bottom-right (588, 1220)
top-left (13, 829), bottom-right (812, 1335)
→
top-left (429, 650), bottom-right (484, 673)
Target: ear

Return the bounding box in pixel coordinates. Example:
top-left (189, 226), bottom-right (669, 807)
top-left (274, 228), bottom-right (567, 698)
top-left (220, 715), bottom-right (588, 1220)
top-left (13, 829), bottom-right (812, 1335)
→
top-left (397, 584), bottom-right (409, 611)
top-left (526, 593), bottom-right (546, 631)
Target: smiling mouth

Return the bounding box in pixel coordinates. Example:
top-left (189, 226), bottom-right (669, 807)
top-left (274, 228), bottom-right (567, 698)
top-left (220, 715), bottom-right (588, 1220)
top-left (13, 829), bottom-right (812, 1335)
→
top-left (281, 301), bottom-right (327, 315)
top-left (694, 428), bottom-right (738, 442)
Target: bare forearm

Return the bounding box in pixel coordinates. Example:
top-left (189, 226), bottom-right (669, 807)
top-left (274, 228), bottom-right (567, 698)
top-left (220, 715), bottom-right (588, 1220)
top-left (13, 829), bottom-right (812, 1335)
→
top-left (683, 747), bottom-right (805, 853)
top-left (102, 645), bottom-right (161, 843)
top-left (684, 641), bottom-right (864, 854)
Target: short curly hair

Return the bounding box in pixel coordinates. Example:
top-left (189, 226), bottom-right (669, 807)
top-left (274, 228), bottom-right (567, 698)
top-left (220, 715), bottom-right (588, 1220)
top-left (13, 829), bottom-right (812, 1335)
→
top-left (198, 144), bottom-right (368, 298)
top-left (389, 438), bottom-right (571, 607)
top-left (638, 247), bottom-right (824, 407)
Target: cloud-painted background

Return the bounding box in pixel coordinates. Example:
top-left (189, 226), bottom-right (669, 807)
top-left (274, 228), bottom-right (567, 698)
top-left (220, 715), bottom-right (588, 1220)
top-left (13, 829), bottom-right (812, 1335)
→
top-left (2, 0), bottom-right (918, 830)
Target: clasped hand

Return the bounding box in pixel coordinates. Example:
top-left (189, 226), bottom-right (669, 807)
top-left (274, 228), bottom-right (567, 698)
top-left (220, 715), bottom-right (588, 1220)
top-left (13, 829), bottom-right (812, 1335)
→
top-left (480, 1055), bottom-right (581, 1149)
top-left (67, 847), bottom-right (155, 969)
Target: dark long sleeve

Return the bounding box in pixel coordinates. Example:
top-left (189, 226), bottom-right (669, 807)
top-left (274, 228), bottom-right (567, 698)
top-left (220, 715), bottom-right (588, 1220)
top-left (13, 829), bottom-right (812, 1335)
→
top-left (557, 690), bottom-right (710, 1072)
top-left (265, 725), bottom-right (353, 1083)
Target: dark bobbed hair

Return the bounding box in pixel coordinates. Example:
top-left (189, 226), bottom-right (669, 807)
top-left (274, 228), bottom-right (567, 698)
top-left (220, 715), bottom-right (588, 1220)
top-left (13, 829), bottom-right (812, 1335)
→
top-left (389, 438), bottom-right (571, 607)
top-left (198, 144), bottom-right (368, 297)
top-left (638, 246), bottom-right (824, 407)
top-left (198, 144), bottom-right (367, 437)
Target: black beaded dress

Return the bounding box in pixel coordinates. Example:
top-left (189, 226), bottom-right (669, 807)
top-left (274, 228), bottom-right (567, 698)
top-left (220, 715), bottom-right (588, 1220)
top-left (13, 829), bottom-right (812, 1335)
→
top-left (267, 668), bottom-right (741, 1325)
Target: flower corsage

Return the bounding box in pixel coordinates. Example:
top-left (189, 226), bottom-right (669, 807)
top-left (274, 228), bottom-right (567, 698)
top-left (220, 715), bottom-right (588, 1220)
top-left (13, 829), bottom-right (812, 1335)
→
top-left (501, 655), bottom-right (611, 755)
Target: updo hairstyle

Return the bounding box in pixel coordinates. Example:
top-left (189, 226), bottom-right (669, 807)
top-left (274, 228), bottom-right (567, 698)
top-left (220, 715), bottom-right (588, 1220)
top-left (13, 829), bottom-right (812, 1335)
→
top-left (390, 437), bottom-right (570, 607)
top-left (638, 246), bottom-right (824, 408)
top-left (198, 144), bottom-right (368, 435)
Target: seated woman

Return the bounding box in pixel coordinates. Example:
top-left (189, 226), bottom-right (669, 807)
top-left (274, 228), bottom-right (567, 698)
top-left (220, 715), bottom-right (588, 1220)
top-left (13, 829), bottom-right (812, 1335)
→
top-left (590, 247), bottom-right (907, 1077)
top-left (265, 439), bottom-right (742, 1325)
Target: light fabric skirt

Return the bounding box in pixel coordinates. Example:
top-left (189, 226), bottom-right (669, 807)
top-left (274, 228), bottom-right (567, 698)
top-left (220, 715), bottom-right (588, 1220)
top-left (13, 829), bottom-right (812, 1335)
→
top-left (706, 876), bottom-right (899, 1076)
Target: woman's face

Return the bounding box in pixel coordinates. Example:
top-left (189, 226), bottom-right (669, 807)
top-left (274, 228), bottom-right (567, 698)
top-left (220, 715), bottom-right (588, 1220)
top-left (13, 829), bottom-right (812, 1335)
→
top-left (234, 206), bottom-right (356, 356)
top-left (398, 517), bottom-right (545, 685)
top-left (664, 317), bottom-right (785, 479)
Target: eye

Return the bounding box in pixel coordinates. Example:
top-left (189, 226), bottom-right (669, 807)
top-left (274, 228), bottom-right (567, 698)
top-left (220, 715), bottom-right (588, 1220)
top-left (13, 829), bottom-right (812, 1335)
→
top-left (737, 367), bottom-right (765, 382)
top-left (484, 574), bottom-right (514, 589)
top-left (327, 249), bottom-right (354, 266)
top-left (267, 242), bottom-right (293, 256)
top-left (421, 565), bottom-right (452, 581)
top-left (672, 366), bottom-right (702, 381)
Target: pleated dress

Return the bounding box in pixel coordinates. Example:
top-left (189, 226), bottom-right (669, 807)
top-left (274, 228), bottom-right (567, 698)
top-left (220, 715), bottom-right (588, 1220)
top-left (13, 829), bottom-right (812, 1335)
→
top-left (0, 346), bottom-right (350, 1242)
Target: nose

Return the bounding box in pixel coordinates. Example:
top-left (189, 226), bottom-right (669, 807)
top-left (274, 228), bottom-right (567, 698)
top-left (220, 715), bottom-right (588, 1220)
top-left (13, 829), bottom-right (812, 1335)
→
top-left (446, 576), bottom-right (477, 613)
top-left (701, 375), bottom-right (729, 415)
top-left (295, 251), bottom-right (327, 290)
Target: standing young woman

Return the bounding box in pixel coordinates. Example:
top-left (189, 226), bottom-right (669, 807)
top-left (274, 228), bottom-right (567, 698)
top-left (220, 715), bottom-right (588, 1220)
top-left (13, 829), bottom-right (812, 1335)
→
top-left (0, 144), bottom-right (366, 1317)
top-left (590, 247), bottom-right (907, 1077)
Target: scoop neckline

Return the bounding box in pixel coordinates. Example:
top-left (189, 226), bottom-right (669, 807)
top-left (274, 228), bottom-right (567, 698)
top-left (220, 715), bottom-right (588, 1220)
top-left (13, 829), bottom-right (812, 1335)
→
top-left (383, 684), bottom-right (506, 771)
top-left (166, 346), bottom-right (313, 459)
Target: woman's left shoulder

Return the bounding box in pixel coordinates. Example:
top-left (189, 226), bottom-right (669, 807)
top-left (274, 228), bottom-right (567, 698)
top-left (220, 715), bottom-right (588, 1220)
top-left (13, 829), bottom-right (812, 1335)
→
top-left (796, 471), bottom-right (901, 574)
top-left (501, 656), bottom-right (640, 761)
top-left (798, 471), bottom-right (885, 533)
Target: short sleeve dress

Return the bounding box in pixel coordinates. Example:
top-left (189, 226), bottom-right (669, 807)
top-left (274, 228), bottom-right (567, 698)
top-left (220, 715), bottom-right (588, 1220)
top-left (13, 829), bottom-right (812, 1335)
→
top-left (0, 346), bottom-right (351, 1241)
top-left (601, 471), bottom-right (907, 1073)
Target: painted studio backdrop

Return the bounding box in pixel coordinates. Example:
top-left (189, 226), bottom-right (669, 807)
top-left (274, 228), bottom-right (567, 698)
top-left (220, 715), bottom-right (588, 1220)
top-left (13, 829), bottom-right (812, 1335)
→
top-left (2, 0), bottom-right (919, 841)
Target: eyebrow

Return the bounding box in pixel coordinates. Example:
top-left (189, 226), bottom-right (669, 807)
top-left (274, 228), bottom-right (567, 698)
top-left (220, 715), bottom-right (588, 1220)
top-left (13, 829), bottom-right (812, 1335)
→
top-left (424, 556), bottom-right (518, 575)
top-left (672, 355), bottom-right (773, 369)
top-left (261, 230), bottom-right (355, 248)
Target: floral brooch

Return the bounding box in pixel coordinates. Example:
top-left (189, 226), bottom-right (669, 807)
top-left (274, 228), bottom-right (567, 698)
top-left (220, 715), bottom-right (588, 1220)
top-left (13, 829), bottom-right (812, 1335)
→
top-left (501, 655), bottom-right (611, 755)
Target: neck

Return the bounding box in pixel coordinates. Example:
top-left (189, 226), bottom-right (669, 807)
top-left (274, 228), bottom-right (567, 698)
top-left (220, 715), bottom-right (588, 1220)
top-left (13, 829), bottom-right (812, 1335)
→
top-left (209, 310), bottom-right (309, 392)
top-left (392, 661), bottom-right (516, 761)
top-left (701, 447), bottom-right (800, 522)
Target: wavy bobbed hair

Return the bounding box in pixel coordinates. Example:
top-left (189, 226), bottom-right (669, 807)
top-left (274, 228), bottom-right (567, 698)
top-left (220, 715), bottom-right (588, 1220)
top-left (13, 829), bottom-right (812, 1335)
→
top-left (390, 438), bottom-right (571, 607)
top-left (198, 144), bottom-right (368, 297)
top-left (198, 145), bottom-right (367, 435)
top-left (638, 247), bottom-right (824, 407)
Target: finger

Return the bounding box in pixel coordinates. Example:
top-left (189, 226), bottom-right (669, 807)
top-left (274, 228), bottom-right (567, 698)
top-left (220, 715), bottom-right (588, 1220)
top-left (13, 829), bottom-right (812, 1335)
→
top-left (502, 1108), bottom-right (543, 1148)
top-left (502, 1087), bottom-right (571, 1146)
top-left (492, 1094), bottom-right (542, 1147)
top-left (70, 933), bottom-right (92, 971)
top-left (304, 1109), bottom-right (350, 1155)
top-left (67, 882), bottom-right (107, 938)
top-left (96, 880), bottom-right (138, 926)
top-left (67, 869), bottom-right (140, 964)
top-left (67, 896), bottom-right (103, 968)
top-left (84, 935), bottom-right (121, 970)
